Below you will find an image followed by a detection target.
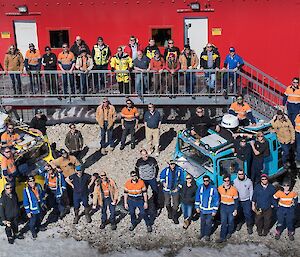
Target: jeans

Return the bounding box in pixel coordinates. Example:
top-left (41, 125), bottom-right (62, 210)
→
top-left (45, 73), bottom-right (57, 94)
top-left (47, 189), bottom-right (65, 214)
top-left (80, 73), bottom-right (88, 94)
top-left (128, 197), bottom-right (150, 226)
top-left (296, 132), bottom-right (300, 161)
top-left (9, 74), bottom-right (22, 94)
top-left (62, 73), bottom-right (75, 94)
top-left (28, 65), bottom-right (41, 93)
top-left (93, 65), bottom-right (108, 91)
top-left (205, 72), bottom-right (216, 90)
top-left (223, 72), bottom-right (239, 92)
top-left (251, 157), bottom-right (264, 184)
top-left (200, 213), bottom-right (213, 237)
top-left (101, 197), bottom-right (116, 224)
top-left (164, 192), bottom-right (180, 212)
top-left (281, 143), bottom-right (291, 164)
top-left (144, 178), bottom-right (159, 207)
top-left (135, 73), bottom-right (148, 95)
top-left (4, 218), bottom-right (18, 239)
top-left (73, 192), bottom-right (89, 209)
top-left (287, 103), bottom-right (300, 126)
top-left (276, 206), bottom-right (295, 234)
top-left (121, 120), bottom-right (135, 147)
top-left (237, 200), bottom-right (253, 226)
top-left (100, 121), bottom-right (114, 148)
top-left (220, 204), bottom-right (235, 240)
top-left (29, 213), bottom-right (41, 235)
top-left (181, 203), bottom-right (193, 219)
top-left (185, 72), bottom-right (196, 94)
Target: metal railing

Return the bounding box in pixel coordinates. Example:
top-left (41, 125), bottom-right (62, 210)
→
top-left (0, 69), bottom-right (241, 99)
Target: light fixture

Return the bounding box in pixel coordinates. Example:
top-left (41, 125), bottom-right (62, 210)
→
top-left (190, 2), bottom-right (200, 11)
top-left (17, 5), bottom-right (28, 13)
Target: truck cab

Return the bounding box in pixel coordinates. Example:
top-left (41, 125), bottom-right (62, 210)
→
top-left (174, 121), bottom-right (284, 187)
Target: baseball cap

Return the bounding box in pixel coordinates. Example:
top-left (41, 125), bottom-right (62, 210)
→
top-left (169, 159), bottom-right (176, 164)
top-left (29, 43), bottom-right (35, 48)
top-left (261, 174), bottom-right (269, 179)
top-left (229, 47), bottom-right (235, 52)
top-left (45, 46), bottom-right (51, 51)
top-left (97, 36), bottom-right (103, 41)
top-left (35, 109), bottom-right (43, 115)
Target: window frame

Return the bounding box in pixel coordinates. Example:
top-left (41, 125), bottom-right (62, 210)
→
top-left (46, 27), bottom-right (71, 49)
top-left (149, 26), bottom-right (173, 48)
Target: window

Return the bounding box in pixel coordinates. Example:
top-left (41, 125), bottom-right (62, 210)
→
top-left (151, 28), bottom-right (172, 47)
top-left (219, 158), bottom-right (243, 176)
top-left (49, 30), bottom-right (69, 48)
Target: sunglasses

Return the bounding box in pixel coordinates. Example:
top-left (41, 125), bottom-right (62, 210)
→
top-left (126, 102), bottom-right (132, 104)
top-left (100, 174), bottom-right (106, 177)
top-left (196, 110), bottom-right (203, 113)
top-left (203, 179), bottom-right (210, 182)
top-left (186, 177), bottom-right (192, 180)
top-left (238, 173), bottom-right (244, 176)
top-left (283, 185), bottom-right (290, 187)
top-left (71, 127), bottom-right (76, 129)
top-left (103, 101), bottom-right (108, 103)
top-left (8, 127), bottom-right (14, 129)
top-left (28, 180), bottom-right (35, 182)
top-left (62, 46), bottom-right (68, 49)
top-left (5, 187), bottom-right (12, 189)
top-left (148, 106), bottom-right (154, 109)
top-left (292, 81), bottom-right (299, 84)
top-left (4, 151), bottom-right (11, 153)
top-left (261, 178), bottom-right (267, 181)
top-left (224, 179), bottom-right (230, 182)
top-left (206, 46), bottom-right (212, 48)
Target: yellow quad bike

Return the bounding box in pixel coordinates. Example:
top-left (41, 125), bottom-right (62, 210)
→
top-left (0, 125), bottom-right (54, 202)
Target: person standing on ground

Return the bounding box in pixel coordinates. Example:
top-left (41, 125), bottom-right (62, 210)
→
top-left (120, 99), bottom-right (139, 150)
top-left (273, 180), bottom-right (298, 241)
top-left (216, 175), bottom-right (238, 243)
top-left (195, 175), bottom-right (219, 241)
top-left (3, 45), bottom-right (24, 94)
top-left (0, 182), bottom-right (24, 244)
top-left (252, 174), bottom-right (276, 236)
top-left (23, 176), bottom-right (47, 239)
top-left (66, 169), bottom-right (95, 224)
top-left (180, 173), bottom-right (197, 229)
top-left (92, 171), bottom-right (119, 230)
top-left (29, 109), bottom-right (48, 136)
top-left (124, 171), bottom-right (152, 232)
top-left (233, 169), bottom-right (254, 234)
top-left (160, 160), bottom-right (184, 224)
top-left (65, 123), bottom-right (84, 159)
top-left (95, 97), bottom-right (117, 154)
top-left (42, 46), bottom-right (57, 94)
top-left (144, 103), bottom-right (161, 156)
top-left (135, 149), bottom-right (159, 209)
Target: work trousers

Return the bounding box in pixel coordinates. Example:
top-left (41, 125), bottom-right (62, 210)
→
top-left (45, 73), bottom-right (57, 94)
top-left (120, 120), bottom-right (135, 147)
top-left (101, 196), bottom-right (116, 224)
top-left (29, 213), bottom-right (41, 235)
top-left (220, 204), bottom-right (235, 240)
top-left (251, 157), bottom-right (264, 184)
top-left (4, 217), bottom-right (18, 239)
top-left (47, 189), bottom-right (65, 215)
top-left (73, 192), bottom-right (89, 209)
top-left (281, 143), bottom-right (291, 164)
top-left (128, 197), bottom-right (150, 226)
top-left (237, 199), bottom-right (253, 226)
top-left (135, 73), bottom-right (148, 95)
top-left (93, 64), bottom-right (108, 91)
top-left (100, 121), bottom-right (114, 148)
top-left (9, 74), bottom-right (22, 94)
top-left (255, 207), bottom-right (273, 234)
top-left (287, 103), bottom-right (300, 127)
top-left (296, 132), bottom-right (300, 161)
top-left (276, 206), bottom-right (295, 234)
top-left (164, 192), bottom-right (180, 212)
top-left (200, 213), bottom-right (214, 237)
top-left (28, 65), bottom-right (41, 93)
top-left (145, 126), bottom-right (160, 154)
top-left (185, 72), bottom-right (196, 94)
top-left (144, 178), bottom-right (159, 207)
top-left (62, 73), bottom-right (75, 94)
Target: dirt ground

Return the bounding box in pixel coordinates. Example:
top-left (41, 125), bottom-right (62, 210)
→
top-left (46, 123), bottom-right (300, 257)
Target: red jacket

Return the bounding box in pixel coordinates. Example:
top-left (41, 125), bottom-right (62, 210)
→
top-left (165, 59), bottom-right (180, 73)
top-left (150, 58), bottom-right (165, 71)
top-left (124, 43), bottom-right (143, 58)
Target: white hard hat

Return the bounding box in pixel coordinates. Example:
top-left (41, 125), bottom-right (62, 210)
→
top-left (221, 114), bottom-right (239, 129)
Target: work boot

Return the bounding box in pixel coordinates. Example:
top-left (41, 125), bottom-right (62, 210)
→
top-left (172, 212), bottom-right (179, 224)
top-left (147, 225), bottom-right (152, 233)
top-left (85, 208), bottom-right (92, 223)
top-left (225, 233), bottom-right (232, 240)
top-left (296, 160), bottom-right (300, 169)
top-left (129, 224), bottom-right (136, 231)
top-left (120, 145), bottom-right (125, 151)
top-left (111, 223), bottom-right (117, 231)
top-left (204, 236), bottom-right (210, 242)
top-left (131, 143), bottom-right (135, 149)
top-left (101, 148), bottom-right (107, 155)
top-left (100, 223), bottom-right (105, 229)
top-left (8, 237), bottom-right (14, 244)
top-left (166, 206), bottom-right (173, 219)
top-left (183, 219), bottom-right (190, 229)
top-left (275, 233), bottom-right (281, 240)
top-left (288, 233), bottom-right (295, 241)
top-left (247, 225), bottom-right (253, 235)
top-left (15, 234), bottom-right (25, 240)
top-left (73, 209), bottom-right (80, 224)
top-left (236, 223), bottom-right (243, 231)
top-left (215, 238), bottom-right (226, 243)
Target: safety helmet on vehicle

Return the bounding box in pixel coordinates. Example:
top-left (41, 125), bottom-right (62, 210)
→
top-left (221, 114), bottom-right (239, 129)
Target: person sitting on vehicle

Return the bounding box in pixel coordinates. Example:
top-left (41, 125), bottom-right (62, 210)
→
top-left (180, 173), bottom-right (197, 229)
top-left (229, 95), bottom-right (256, 126)
top-left (270, 110), bottom-right (295, 167)
top-left (273, 180), bottom-right (298, 241)
top-left (249, 132), bottom-right (270, 184)
top-left (0, 182), bottom-right (24, 244)
top-left (160, 160), bottom-right (184, 224)
top-left (1, 147), bottom-right (18, 187)
top-left (186, 106), bottom-right (216, 140)
top-left (65, 123), bottom-right (84, 159)
top-left (38, 164), bottom-right (67, 219)
top-left (92, 171), bottom-right (119, 230)
top-left (1, 123), bottom-right (22, 147)
top-left (29, 109), bottom-right (48, 136)
top-left (215, 114), bottom-right (240, 143)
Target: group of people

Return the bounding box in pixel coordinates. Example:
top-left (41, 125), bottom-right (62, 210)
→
top-left (0, 86), bottom-right (299, 245)
top-left (3, 35), bottom-right (244, 97)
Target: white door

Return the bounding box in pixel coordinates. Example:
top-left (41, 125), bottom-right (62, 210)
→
top-left (184, 18), bottom-right (208, 66)
top-left (14, 21), bottom-right (39, 56)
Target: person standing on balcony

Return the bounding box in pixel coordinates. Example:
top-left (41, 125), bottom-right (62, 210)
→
top-left (124, 35), bottom-right (143, 60)
top-left (75, 48), bottom-right (94, 96)
top-left (163, 39), bottom-right (180, 61)
top-left (110, 47), bottom-right (133, 94)
top-left (271, 110), bottom-right (295, 168)
top-left (283, 77), bottom-right (300, 126)
top-left (144, 39), bottom-right (160, 60)
top-left (200, 43), bottom-right (220, 96)
top-left (149, 50), bottom-right (165, 93)
top-left (165, 53), bottom-right (180, 94)
top-left (42, 46), bottom-right (57, 94)
top-left (92, 37), bottom-right (111, 93)
top-left (179, 45), bottom-right (199, 94)
top-left (3, 45), bottom-right (24, 94)
top-left (294, 110), bottom-right (300, 168)
top-left (24, 43), bottom-right (42, 94)
top-left (222, 47), bottom-right (244, 98)
top-left (58, 43), bottom-right (76, 95)
top-left (133, 51), bottom-right (150, 96)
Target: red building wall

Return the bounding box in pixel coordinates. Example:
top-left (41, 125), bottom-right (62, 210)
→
top-left (0, 0), bottom-right (299, 85)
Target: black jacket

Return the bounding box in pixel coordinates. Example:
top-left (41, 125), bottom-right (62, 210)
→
top-left (0, 191), bottom-right (19, 220)
top-left (42, 53), bottom-right (57, 70)
top-left (186, 115), bottom-right (215, 137)
top-left (70, 40), bottom-right (91, 58)
top-left (163, 46), bottom-right (180, 60)
top-left (200, 46), bottom-right (220, 69)
top-left (181, 180), bottom-right (197, 205)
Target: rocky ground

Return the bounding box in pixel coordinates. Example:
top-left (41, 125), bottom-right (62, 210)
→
top-left (39, 123), bottom-right (300, 257)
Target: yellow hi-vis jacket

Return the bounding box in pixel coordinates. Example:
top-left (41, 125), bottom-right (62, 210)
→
top-left (110, 53), bottom-right (133, 83)
top-left (93, 44), bottom-right (111, 66)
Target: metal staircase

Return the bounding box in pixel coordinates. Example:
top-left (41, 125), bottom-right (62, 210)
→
top-left (237, 61), bottom-right (286, 120)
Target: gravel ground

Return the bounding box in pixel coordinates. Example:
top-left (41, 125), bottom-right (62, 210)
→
top-left (45, 123), bottom-right (300, 257)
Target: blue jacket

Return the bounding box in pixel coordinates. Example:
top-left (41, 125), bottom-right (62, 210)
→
top-left (38, 167), bottom-right (66, 198)
top-left (160, 165), bottom-right (184, 193)
top-left (252, 183), bottom-right (276, 211)
top-left (224, 54), bottom-right (244, 69)
top-left (23, 183), bottom-right (45, 214)
top-left (195, 184), bottom-right (219, 214)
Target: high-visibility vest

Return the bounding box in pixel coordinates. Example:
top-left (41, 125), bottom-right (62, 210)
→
top-left (273, 190), bottom-right (298, 208)
top-left (218, 185), bottom-right (238, 205)
top-left (229, 101), bottom-right (251, 120)
top-left (284, 86), bottom-right (300, 104)
top-left (93, 45), bottom-right (110, 66)
top-left (295, 114), bottom-right (300, 132)
top-left (124, 179), bottom-right (146, 198)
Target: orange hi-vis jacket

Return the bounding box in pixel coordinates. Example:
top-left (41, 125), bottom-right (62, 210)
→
top-left (295, 114), bottom-right (300, 133)
top-left (229, 101), bottom-right (252, 120)
top-left (218, 185), bottom-right (238, 205)
top-left (124, 179), bottom-right (146, 198)
top-left (1, 132), bottom-right (21, 147)
top-left (48, 175), bottom-right (57, 190)
top-left (1, 156), bottom-right (17, 176)
top-left (121, 107), bottom-right (139, 121)
top-left (25, 49), bottom-right (41, 66)
top-left (273, 190), bottom-right (298, 208)
top-left (284, 85), bottom-right (300, 104)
